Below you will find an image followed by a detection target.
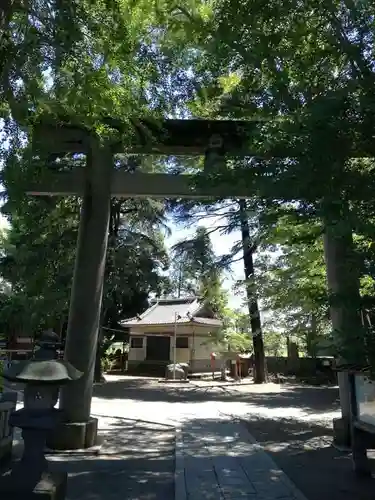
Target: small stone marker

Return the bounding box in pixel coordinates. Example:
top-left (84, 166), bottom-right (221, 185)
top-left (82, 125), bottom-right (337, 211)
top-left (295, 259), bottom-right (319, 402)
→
top-left (166, 363), bottom-right (188, 380)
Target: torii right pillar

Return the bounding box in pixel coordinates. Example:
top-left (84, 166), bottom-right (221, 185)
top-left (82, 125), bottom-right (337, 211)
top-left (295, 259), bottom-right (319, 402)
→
top-left (323, 199), bottom-right (365, 448)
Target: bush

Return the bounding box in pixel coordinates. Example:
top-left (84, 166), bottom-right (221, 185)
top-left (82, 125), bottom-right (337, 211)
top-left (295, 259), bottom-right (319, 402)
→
top-left (101, 356), bottom-right (112, 373)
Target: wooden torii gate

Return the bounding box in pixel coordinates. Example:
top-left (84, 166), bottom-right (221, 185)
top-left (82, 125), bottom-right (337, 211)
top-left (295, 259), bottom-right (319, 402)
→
top-left (29, 117), bottom-right (362, 451)
top-left (30, 117), bottom-right (261, 450)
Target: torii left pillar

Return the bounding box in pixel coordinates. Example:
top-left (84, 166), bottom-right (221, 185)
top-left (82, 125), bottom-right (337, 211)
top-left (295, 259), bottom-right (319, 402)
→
top-left (47, 137), bottom-right (112, 450)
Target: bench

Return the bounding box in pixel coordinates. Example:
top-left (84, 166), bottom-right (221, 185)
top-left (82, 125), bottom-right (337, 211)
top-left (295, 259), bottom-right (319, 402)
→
top-left (0, 392), bottom-right (17, 467)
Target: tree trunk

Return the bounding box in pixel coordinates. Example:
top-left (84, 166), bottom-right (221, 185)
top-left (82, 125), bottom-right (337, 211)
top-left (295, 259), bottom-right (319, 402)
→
top-left (238, 200), bottom-right (266, 383)
top-left (94, 342), bottom-right (103, 383)
top-left (94, 327), bottom-right (106, 383)
top-left (220, 360), bottom-right (227, 381)
top-left (323, 211), bottom-right (365, 365)
top-left (322, 198), bottom-right (365, 447)
top-left (0, 0), bottom-right (14, 35)
top-left (306, 313), bottom-right (318, 358)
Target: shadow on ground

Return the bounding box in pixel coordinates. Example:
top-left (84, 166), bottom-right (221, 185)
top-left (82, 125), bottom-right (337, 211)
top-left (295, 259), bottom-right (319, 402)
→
top-left (48, 417), bottom-right (175, 500)
top-left (245, 415), bottom-right (375, 500)
top-left (93, 377), bottom-right (340, 415)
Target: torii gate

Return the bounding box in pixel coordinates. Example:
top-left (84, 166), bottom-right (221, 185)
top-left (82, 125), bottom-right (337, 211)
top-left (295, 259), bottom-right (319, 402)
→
top-left (29, 117), bottom-right (361, 450)
top-left (30, 117), bottom-right (262, 450)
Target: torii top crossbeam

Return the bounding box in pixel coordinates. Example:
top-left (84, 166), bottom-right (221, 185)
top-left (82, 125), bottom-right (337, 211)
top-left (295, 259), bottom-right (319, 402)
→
top-left (29, 116), bottom-right (375, 199)
top-left (28, 118), bottom-right (260, 198)
top-left (32, 118), bottom-right (257, 155)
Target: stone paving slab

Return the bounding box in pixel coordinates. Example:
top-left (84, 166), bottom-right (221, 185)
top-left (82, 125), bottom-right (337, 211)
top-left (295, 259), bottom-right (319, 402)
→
top-left (175, 419), bottom-right (309, 500)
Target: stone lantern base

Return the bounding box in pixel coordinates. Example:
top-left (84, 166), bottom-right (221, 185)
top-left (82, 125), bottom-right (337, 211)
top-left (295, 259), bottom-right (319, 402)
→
top-left (333, 416), bottom-right (351, 449)
top-left (0, 470), bottom-right (67, 500)
top-left (46, 417), bottom-right (99, 451)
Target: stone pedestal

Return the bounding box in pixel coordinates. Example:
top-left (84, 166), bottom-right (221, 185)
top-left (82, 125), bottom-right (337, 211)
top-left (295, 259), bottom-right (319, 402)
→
top-left (46, 417), bottom-right (98, 451)
top-left (0, 470), bottom-right (67, 500)
top-left (333, 416), bottom-right (351, 448)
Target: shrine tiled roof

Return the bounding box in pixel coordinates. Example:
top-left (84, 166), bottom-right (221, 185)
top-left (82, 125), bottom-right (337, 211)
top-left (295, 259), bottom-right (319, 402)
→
top-left (120, 297), bottom-right (222, 327)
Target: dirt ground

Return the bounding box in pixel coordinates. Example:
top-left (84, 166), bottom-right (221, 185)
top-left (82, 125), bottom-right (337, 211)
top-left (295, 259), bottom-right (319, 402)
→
top-left (243, 384), bottom-right (375, 500)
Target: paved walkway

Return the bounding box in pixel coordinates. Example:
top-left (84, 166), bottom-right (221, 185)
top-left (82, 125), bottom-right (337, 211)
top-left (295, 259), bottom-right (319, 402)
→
top-left (176, 419), bottom-right (307, 500)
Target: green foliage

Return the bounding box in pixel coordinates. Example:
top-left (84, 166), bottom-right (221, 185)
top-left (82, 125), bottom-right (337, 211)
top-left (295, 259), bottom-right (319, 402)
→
top-left (171, 226), bottom-right (228, 315)
top-left (222, 309), bottom-right (252, 352)
top-left (1, 0), bottom-right (199, 126)
top-left (263, 330), bottom-right (287, 357)
top-left (0, 184), bottom-right (170, 336)
top-left (2, 0), bottom-right (375, 374)
top-left (205, 308), bottom-right (253, 353)
top-left (255, 214), bottom-right (331, 356)
top-left (258, 239), bottom-right (327, 311)
top-left (181, 0), bottom-right (375, 367)
top-left (0, 0), bottom-right (201, 340)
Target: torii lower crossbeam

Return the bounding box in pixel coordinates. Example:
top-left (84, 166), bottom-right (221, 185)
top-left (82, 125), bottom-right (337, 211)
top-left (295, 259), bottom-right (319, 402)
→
top-left (26, 170), bottom-right (249, 199)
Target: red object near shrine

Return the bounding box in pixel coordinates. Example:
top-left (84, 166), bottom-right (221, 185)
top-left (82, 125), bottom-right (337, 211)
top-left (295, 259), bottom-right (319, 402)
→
top-left (210, 352), bottom-right (216, 377)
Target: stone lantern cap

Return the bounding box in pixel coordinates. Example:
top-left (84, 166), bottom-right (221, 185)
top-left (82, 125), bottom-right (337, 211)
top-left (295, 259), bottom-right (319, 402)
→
top-left (2, 359), bottom-right (83, 384)
top-left (37, 329), bottom-right (61, 347)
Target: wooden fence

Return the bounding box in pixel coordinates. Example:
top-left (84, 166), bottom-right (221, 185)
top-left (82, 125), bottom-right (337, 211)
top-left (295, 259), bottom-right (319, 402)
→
top-left (266, 356), bottom-right (336, 381)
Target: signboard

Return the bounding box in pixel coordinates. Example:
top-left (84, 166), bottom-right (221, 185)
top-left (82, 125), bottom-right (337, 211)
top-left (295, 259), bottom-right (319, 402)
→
top-left (15, 337), bottom-right (33, 344)
top-left (355, 375), bottom-right (375, 426)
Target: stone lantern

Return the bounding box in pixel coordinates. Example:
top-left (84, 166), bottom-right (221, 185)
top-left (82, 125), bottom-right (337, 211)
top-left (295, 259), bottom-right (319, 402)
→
top-left (0, 330), bottom-right (82, 500)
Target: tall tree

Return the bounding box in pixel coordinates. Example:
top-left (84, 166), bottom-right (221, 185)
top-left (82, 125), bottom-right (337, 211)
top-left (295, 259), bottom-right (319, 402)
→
top-left (238, 199), bottom-right (266, 382)
top-left (170, 197), bottom-right (267, 382)
top-left (0, 0), bottom-right (205, 333)
top-left (175, 0), bottom-right (375, 369)
top-left (0, 196), bottom-right (170, 329)
top-left (256, 217), bottom-right (330, 357)
top-left (171, 226), bottom-right (228, 315)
